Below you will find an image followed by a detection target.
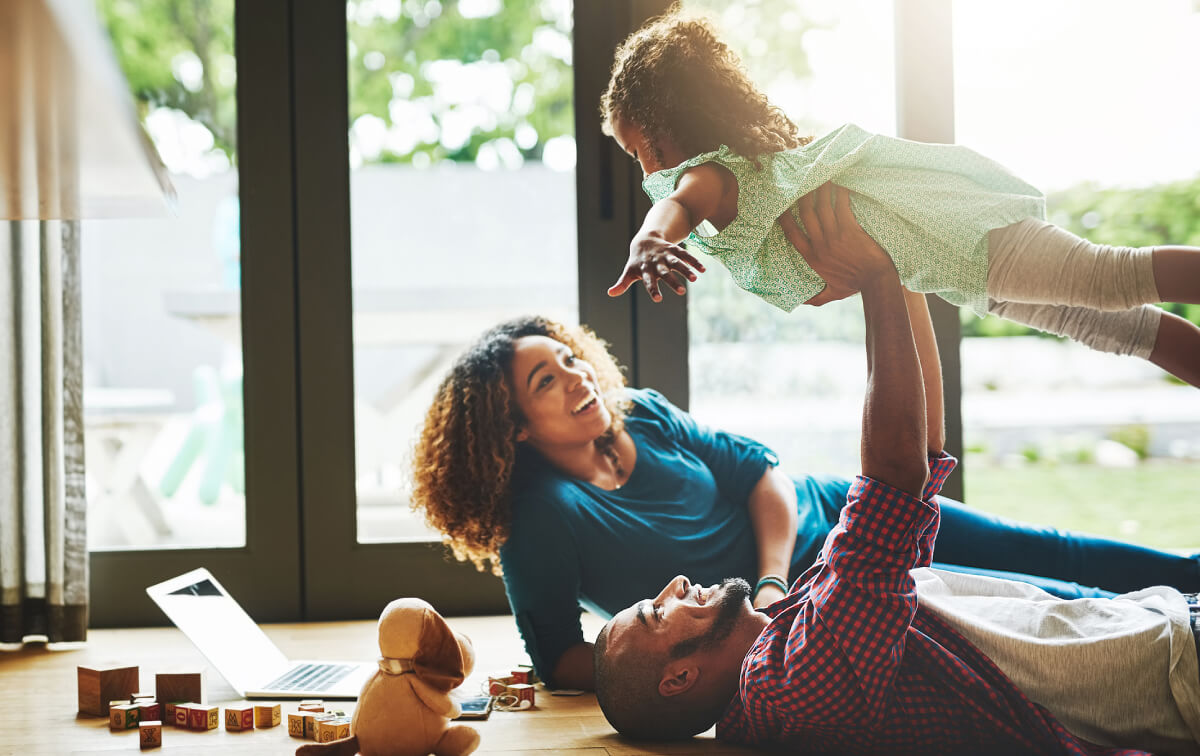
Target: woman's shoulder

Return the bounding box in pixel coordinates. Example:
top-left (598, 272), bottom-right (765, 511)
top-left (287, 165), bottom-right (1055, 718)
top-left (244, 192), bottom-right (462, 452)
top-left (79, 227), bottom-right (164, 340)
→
top-left (623, 386), bottom-right (688, 427)
top-left (624, 385), bottom-right (669, 412)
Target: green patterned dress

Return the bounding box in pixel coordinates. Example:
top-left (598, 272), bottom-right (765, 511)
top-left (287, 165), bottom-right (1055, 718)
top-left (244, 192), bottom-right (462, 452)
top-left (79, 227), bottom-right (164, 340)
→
top-left (641, 123), bottom-right (1046, 316)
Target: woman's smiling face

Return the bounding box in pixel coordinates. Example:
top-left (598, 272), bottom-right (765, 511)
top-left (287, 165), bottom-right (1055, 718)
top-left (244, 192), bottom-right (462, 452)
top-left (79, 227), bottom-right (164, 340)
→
top-left (509, 335), bottom-right (612, 447)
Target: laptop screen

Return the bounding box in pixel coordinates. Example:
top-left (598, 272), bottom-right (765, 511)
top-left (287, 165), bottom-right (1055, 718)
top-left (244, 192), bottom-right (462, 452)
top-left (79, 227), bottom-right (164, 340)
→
top-left (146, 568), bottom-right (290, 695)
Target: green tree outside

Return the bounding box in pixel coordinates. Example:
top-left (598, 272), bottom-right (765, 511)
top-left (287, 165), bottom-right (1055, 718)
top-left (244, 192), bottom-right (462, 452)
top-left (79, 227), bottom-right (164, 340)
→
top-left (97, 0), bottom-right (574, 167)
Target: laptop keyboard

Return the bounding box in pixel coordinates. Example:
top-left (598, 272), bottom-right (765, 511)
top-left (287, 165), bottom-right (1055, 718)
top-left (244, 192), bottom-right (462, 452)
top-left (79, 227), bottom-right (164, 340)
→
top-left (263, 663), bottom-right (356, 692)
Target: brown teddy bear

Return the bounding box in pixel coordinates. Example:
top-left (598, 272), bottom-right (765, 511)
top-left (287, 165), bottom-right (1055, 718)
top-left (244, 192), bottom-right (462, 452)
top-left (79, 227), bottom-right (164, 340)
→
top-left (296, 598), bottom-right (481, 756)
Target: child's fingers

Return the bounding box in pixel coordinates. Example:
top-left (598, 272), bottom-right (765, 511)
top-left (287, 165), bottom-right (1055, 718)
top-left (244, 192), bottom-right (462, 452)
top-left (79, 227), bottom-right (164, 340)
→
top-left (669, 246), bottom-right (706, 274)
top-left (642, 271), bottom-right (663, 302)
top-left (607, 270), bottom-right (639, 297)
top-left (656, 263), bottom-right (688, 295)
top-left (662, 254), bottom-right (699, 282)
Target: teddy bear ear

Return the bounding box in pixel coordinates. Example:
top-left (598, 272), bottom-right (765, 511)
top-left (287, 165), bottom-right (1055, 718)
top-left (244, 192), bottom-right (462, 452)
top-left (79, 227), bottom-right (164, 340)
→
top-left (412, 609), bottom-right (466, 693)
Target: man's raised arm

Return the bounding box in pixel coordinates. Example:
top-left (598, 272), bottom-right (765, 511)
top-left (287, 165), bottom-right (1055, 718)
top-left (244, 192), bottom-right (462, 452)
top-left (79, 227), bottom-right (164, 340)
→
top-left (781, 183), bottom-right (929, 495)
top-left (767, 184), bottom-right (953, 728)
top-left (859, 273), bottom-right (928, 496)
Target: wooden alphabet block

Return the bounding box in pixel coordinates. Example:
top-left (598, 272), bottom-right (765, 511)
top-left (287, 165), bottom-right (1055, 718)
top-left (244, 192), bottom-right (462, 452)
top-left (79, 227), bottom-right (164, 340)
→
top-left (254, 703), bottom-right (281, 728)
top-left (306, 712), bottom-right (335, 740)
top-left (136, 701), bottom-right (160, 722)
top-left (287, 712), bottom-right (306, 738)
top-left (109, 703), bottom-right (140, 730)
top-left (316, 716), bottom-right (351, 743)
top-left (77, 665), bottom-right (139, 716)
top-left (224, 704), bottom-right (255, 731)
top-left (297, 701), bottom-right (325, 713)
top-left (139, 720), bottom-right (162, 749)
top-left (487, 673), bottom-right (514, 696)
top-left (174, 704), bottom-right (192, 728)
top-left (187, 704), bottom-right (218, 730)
top-left (155, 671), bottom-right (204, 705)
top-left (507, 682), bottom-right (536, 707)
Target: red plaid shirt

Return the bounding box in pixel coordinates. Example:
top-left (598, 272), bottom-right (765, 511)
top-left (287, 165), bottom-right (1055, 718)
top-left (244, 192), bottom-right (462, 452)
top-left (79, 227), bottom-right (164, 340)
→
top-left (716, 452), bottom-right (1150, 756)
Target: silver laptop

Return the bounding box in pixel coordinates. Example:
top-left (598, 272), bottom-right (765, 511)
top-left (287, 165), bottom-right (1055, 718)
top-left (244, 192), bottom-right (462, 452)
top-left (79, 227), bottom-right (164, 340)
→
top-left (145, 567), bottom-right (374, 699)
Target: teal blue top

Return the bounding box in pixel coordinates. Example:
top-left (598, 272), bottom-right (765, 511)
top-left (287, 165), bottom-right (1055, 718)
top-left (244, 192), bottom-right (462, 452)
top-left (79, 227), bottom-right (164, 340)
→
top-left (642, 123), bottom-right (1046, 316)
top-left (498, 388), bottom-right (854, 685)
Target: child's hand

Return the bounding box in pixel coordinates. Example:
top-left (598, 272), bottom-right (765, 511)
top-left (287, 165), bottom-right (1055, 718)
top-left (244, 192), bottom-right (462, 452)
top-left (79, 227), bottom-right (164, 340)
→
top-left (607, 232), bottom-right (706, 302)
top-left (779, 183), bottom-right (895, 306)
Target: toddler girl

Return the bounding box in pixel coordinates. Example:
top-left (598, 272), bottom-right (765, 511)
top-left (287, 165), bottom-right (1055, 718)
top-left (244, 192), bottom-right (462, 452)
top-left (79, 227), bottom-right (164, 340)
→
top-left (602, 9), bottom-right (1200, 387)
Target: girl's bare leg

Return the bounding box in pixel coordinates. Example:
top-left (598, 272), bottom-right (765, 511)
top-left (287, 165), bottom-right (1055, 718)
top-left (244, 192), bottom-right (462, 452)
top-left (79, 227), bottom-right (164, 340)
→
top-left (1149, 310), bottom-right (1200, 388)
top-left (1152, 247), bottom-right (1200, 304)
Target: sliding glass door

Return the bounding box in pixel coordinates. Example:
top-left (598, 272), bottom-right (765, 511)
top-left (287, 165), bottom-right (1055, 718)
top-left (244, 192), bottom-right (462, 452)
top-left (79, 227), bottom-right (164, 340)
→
top-left (89, 0), bottom-right (304, 627)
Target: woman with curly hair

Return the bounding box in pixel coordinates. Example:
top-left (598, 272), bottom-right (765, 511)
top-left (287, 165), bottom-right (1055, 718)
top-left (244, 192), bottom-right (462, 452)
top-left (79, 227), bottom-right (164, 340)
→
top-left (411, 309), bottom-right (1200, 692)
top-left (601, 7), bottom-right (1200, 387)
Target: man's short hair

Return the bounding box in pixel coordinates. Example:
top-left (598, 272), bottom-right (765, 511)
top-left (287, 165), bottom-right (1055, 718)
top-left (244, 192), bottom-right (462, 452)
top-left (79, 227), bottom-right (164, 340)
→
top-left (593, 621), bottom-right (728, 740)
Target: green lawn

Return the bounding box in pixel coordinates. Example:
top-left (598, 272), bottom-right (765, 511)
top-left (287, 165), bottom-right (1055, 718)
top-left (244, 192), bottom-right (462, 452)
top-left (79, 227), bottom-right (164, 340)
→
top-left (964, 460), bottom-right (1200, 552)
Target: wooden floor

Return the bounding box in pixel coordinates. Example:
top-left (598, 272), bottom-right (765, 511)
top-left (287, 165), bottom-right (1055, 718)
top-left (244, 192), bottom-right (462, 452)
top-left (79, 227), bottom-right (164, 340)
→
top-left (2, 613), bottom-right (758, 755)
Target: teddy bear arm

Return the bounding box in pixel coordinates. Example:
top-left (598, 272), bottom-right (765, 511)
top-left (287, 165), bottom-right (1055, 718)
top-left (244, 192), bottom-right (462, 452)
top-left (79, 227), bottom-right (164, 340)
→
top-left (434, 725), bottom-right (480, 756)
top-left (410, 676), bottom-right (459, 719)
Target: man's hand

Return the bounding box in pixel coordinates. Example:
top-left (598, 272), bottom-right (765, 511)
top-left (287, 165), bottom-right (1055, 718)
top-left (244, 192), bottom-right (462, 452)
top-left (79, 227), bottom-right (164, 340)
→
top-left (608, 232), bottom-right (706, 302)
top-left (778, 183), bottom-right (894, 305)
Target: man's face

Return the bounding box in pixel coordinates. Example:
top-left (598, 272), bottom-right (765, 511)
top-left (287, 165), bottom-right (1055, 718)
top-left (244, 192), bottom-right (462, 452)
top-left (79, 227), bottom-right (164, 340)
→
top-left (606, 575), bottom-right (755, 665)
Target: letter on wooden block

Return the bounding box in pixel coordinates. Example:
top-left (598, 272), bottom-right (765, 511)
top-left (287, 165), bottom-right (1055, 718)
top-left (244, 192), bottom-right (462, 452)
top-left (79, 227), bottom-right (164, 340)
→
top-left (287, 712), bottom-right (306, 738)
top-left (109, 703), bottom-right (141, 730)
top-left (224, 704), bottom-right (255, 731)
top-left (139, 720), bottom-right (162, 749)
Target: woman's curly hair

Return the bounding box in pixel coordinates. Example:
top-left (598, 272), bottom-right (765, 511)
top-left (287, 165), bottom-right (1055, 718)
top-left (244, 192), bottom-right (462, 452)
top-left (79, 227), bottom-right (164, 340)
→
top-left (410, 315), bottom-right (630, 575)
top-left (600, 6), bottom-right (810, 167)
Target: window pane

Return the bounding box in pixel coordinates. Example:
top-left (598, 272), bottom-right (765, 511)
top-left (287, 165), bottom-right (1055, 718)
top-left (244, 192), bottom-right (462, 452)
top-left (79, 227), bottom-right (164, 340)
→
top-left (953, 0), bottom-right (1200, 549)
top-left (348, 0), bottom-right (578, 542)
top-left (85, 0), bottom-right (243, 550)
top-left (683, 0), bottom-right (895, 480)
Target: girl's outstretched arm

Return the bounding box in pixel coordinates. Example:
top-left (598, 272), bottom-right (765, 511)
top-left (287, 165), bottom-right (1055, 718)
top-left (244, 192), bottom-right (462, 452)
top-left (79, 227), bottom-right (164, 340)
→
top-left (608, 163), bottom-right (733, 301)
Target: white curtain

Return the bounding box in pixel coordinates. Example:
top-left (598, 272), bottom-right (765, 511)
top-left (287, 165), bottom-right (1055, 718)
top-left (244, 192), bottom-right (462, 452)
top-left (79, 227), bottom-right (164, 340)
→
top-left (0, 219), bottom-right (88, 643)
top-left (0, 0), bottom-right (171, 645)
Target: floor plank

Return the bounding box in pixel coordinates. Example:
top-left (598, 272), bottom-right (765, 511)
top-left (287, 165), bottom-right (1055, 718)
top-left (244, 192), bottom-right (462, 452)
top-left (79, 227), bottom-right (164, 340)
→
top-left (1, 615), bottom-right (758, 755)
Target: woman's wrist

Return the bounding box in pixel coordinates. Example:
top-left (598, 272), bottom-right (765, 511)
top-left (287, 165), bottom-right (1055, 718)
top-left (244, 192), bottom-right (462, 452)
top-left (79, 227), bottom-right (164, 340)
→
top-left (752, 573), bottom-right (789, 599)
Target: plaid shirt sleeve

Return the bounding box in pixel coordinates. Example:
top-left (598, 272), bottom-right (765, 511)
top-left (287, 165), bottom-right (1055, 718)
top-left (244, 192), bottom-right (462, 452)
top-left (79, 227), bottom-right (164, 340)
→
top-left (738, 452), bottom-right (957, 736)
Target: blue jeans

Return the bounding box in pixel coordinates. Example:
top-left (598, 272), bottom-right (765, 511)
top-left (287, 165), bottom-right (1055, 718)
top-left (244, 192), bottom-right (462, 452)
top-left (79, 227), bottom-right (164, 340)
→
top-left (792, 476), bottom-right (1200, 599)
top-left (931, 497), bottom-right (1200, 599)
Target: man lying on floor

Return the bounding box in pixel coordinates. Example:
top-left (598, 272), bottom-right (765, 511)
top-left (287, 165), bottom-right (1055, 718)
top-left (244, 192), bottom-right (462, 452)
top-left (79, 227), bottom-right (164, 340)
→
top-left (592, 204), bottom-right (1200, 755)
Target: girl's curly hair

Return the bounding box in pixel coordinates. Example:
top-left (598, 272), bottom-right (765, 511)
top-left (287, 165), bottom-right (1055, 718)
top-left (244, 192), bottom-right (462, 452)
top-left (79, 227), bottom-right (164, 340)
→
top-left (410, 315), bottom-right (630, 575)
top-left (601, 6), bottom-right (809, 167)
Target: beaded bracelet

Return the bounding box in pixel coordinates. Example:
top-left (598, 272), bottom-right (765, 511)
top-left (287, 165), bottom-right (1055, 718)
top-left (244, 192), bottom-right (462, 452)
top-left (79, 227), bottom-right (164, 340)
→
top-left (753, 574), bottom-right (789, 599)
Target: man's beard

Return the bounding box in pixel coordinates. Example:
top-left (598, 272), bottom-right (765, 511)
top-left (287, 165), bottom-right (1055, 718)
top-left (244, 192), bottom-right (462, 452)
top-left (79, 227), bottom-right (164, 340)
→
top-left (668, 577), bottom-right (753, 659)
